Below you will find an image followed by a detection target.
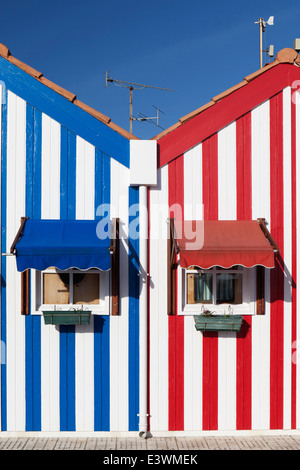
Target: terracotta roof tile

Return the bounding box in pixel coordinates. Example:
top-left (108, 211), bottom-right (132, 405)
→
top-left (73, 99), bottom-right (111, 124)
top-left (244, 59), bottom-right (279, 82)
top-left (276, 48), bottom-right (299, 64)
top-left (8, 56), bottom-right (43, 79)
top-left (0, 44), bottom-right (10, 59)
top-left (39, 76), bottom-right (76, 102)
top-left (0, 43), bottom-right (139, 140)
top-left (212, 80), bottom-right (248, 103)
top-left (179, 101), bottom-right (215, 123)
top-left (153, 48), bottom-right (300, 140)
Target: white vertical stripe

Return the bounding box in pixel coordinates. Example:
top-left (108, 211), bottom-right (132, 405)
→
top-left (218, 332), bottom-right (237, 430)
top-left (6, 91), bottom-right (26, 431)
top-left (149, 166), bottom-right (169, 431)
top-left (218, 122), bottom-right (237, 220)
top-left (296, 89), bottom-right (300, 429)
top-left (251, 100), bottom-right (271, 430)
top-left (184, 143), bottom-right (203, 220)
top-left (40, 114), bottom-right (61, 431)
top-left (110, 159), bottom-right (129, 431)
top-left (184, 316), bottom-right (203, 430)
top-left (75, 136), bottom-right (95, 430)
top-left (0, 83), bottom-right (2, 431)
top-left (75, 317), bottom-right (95, 431)
top-left (76, 136), bottom-right (95, 220)
top-left (41, 324), bottom-right (60, 430)
top-left (283, 87), bottom-right (292, 429)
top-left (217, 122), bottom-right (237, 430)
top-left (183, 145), bottom-right (203, 430)
top-left (41, 114), bottom-right (60, 219)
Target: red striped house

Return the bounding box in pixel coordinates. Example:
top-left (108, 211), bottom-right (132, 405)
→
top-left (148, 48), bottom-right (300, 433)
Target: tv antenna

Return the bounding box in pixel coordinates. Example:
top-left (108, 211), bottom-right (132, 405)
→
top-left (105, 71), bottom-right (174, 133)
top-left (255, 16), bottom-right (275, 68)
top-left (134, 106), bottom-right (165, 130)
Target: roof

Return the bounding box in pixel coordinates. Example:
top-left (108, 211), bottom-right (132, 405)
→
top-left (154, 48), bottom-right (300, 167)
top-left (0, 43), bottom-right (139, 141)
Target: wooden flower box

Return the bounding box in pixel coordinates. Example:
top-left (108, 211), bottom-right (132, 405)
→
top-left (194, 314), bottom-right (243, 332)
top-left (43, 310), bottom-right (91, 326)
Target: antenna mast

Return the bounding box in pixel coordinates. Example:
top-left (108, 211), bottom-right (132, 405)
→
top-left (105, 72), bottom-right (174, 133)
top-left (255, 16), bottom-right (274, 68)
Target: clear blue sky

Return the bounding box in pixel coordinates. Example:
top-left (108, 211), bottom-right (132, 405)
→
top-left (1, 0), bottom-right (300, 139)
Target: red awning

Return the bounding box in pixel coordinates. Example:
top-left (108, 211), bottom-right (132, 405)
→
top-left (174, 220), bottom-right (277, 269)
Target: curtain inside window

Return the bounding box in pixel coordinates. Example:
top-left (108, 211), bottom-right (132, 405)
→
top-left (216, 273), bottom-right (242, 304)
top-left (194, 272), bottom-right (213, 303)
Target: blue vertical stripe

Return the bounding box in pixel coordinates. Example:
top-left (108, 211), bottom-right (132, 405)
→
top-left (94, 316), bottom-right (110, 430)
top-left (25, 104), bottom-right (42, 431)
top-left (128, 186), bottom-right (140, 431)
top-left (94, 149), bottom-right (111, 430)
top-left (60, 325), bottom-right (76, 431)
top-left (60, 128), bottom-right (76, 220)
top-left (59, 126), bottom-right (76, 431)
top-left (1, 86), bottom-right (7, 431)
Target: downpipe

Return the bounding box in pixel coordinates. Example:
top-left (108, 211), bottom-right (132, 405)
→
top-left (138, 185), bottom-right (149, 438)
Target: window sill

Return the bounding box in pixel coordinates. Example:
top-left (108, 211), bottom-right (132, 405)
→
top-left (179, 304), bottom-right (255, 316)
top-left (31, 304), bottom-right (110, 316)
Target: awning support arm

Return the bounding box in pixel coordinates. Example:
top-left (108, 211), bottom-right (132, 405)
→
top-left (257, 218), bottom-right (280, 253)
top-left (10, 216), bottom-right (29, 254)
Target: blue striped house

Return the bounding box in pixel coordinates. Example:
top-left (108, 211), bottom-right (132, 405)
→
top-left (0, 44), bottom-right (143, 433)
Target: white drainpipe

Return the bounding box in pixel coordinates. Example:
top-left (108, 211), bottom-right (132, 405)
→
top-left (138, 185), bottom-right (149, 438)
top-left (130, 140), bottom-right (156, 438)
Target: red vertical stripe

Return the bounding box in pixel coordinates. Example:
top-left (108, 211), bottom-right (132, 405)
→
top-left (168, 156), bottom-right (184, 431)
top-left (236, 113), bottom-right (252, 430)
top-left (291, 92), bottom-right (297, 429)
top-left (270, 92), bottom-right (284, 430)
top-left (202, 134), bottom-right (218, 430)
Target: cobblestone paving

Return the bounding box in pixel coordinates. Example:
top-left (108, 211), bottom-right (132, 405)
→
top-left (0, 434), bottom-right (300, 450)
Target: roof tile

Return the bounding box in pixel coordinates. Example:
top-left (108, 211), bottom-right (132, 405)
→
top-left (39, 76), bottom-right (76, 102)
top-left (8, 56), bottom-right (43, 79)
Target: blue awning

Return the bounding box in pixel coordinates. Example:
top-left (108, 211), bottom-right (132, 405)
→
top-left (12, 219), bottom-right (112, 272)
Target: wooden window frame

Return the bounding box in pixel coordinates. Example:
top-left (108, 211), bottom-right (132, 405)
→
top-left (180, 265), bottom-right (255, 315)
top-left (21, 269), bottom-right (30, 315)
top-left (32, 268), bottom-right (110, 314)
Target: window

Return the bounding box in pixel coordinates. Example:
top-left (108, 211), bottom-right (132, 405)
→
top-left (32, 267), bottom-right (110, 314)
top-left (179, 265), bottom-right (256, 315)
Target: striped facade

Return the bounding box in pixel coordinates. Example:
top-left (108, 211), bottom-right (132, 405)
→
top-left (149, 83), bottom-right (300, 432)
top-left (1, 46), bottom-right (300, 436)
top-left (0, 70), bottom-right (140, 432)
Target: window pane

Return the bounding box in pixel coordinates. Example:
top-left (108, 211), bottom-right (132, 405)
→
top-left (43, 273), bottom-right (70, 304)
top-left (216, 273), bottom-right (242, 304)
top-left (73, 273), bottom-right (100, 305)
top-left (187, 272), bottom-right (213, 304)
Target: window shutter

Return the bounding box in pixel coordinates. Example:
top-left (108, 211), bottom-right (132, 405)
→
top-left (167, 218), bottom-right (177, 315)
top-left (256, 265), bottom-right (265, 315)
top-left (21, 269), bottom-right (30, 315)
top-left (111, 218), bottom-right (120, 315)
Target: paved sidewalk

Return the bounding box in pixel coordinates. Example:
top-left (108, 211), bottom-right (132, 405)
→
top-left (0, 434), bottom-right (300, 450)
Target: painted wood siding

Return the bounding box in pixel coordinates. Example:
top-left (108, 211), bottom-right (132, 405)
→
top-left (0, 88), bottom-right (139, 432)
top-left (149, 87), bottom-right (299, 432)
